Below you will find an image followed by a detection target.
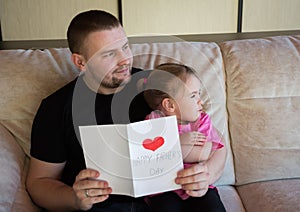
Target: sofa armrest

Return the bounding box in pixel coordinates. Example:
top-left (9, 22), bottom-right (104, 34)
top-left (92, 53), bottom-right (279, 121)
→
top-left (0, 123), bottom-right (26, 211)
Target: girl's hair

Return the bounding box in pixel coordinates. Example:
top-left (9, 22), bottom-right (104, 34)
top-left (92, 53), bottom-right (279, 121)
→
top-left (144, 63), bottom-right (198, 110)
top-left (67, 10), bottom-right (121, 55)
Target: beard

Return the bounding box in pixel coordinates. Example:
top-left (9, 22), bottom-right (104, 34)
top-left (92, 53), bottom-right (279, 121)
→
top-left (101, 70), bottom-right (131, 89)
top-left (101, 77), bottom-right (125, 89)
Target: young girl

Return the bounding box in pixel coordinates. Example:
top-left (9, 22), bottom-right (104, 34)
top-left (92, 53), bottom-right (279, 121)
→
top-left (143, 63), bottom-right (225, 211)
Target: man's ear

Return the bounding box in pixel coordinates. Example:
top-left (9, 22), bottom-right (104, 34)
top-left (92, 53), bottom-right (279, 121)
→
top-left (161, 98), bottom-right (176, 112)
top-left (71, 53), bottom-right (86, 71)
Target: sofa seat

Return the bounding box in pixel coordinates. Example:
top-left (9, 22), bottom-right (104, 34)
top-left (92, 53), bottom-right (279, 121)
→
top-left (237, 179), bottom-right (300, 212)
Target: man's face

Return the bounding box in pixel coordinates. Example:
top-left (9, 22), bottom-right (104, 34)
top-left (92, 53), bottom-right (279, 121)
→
top-left (82, 26), bottom-right (133, 94)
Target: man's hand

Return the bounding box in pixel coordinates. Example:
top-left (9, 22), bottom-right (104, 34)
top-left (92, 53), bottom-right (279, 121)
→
top-left (73, 169), bottom-right (112, 210)
top-left (175, 162), bottom-right (210, 197)
top-left (175, 145), bottom-right (226, 197)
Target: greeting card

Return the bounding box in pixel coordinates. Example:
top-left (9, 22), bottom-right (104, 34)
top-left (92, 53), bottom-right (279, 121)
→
top-left (79, 116), bottom-right (183, 197)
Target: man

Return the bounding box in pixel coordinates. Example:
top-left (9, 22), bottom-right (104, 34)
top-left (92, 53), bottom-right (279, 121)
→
top-left (26, 10), bottom-right (226, 211)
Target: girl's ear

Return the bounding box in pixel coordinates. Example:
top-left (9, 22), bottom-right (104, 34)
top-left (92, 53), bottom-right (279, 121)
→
top-left (161, 98), bottom-right (176, 112)
top-left (71, 53), bottom-right (86, 71)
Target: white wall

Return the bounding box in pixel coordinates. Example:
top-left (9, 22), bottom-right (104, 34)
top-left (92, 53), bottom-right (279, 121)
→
top-left (122, 0), bottom-right (238, 36)
top-left (243, 0), bottom-right (300, 32)
top-left (0, 0), bottom-right (118, 40)
top-left (0, 0), bottom-right (299, 41)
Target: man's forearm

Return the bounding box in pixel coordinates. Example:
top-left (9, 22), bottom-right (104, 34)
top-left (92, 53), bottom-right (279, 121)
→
top-left (206, 147), bottom-right (227, 185)
top-left (27, 179), bottom-right (78, 211)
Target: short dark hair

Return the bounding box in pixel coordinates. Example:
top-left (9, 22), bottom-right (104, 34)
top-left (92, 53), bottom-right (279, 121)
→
top-left (67, 10), bottom-right (121, 54)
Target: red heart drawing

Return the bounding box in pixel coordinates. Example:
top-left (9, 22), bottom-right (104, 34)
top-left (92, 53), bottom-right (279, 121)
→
top-left (142, 136), bottom-right (165, 151)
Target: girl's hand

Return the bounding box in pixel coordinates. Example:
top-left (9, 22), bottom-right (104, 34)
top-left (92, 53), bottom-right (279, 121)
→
top-left (180, 131), bottom-right (207, 146)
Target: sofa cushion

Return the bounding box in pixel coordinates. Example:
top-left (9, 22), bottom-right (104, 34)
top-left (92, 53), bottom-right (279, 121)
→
top-left (130, 41), bottom-right (235, 186)
top-left (10, 157), bottom-right (40, 212)
top-left (0, 48), bottom-right (79, 155)
top-left (237, 179), bottom-right (300, 212)
top-left (218, 185), bottom-right (245, 212)
top-left (220, 35), bottom-right (300, 185)
top-left (0, 124), bottom-right (25, 211)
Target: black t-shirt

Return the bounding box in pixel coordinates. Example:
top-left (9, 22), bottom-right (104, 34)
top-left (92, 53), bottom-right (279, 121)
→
top-left (30, 68), bottom-right (151, 187)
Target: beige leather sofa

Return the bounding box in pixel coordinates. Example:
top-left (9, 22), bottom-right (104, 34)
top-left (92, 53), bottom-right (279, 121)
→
top-left (0, 34), bottom-right (299, 211)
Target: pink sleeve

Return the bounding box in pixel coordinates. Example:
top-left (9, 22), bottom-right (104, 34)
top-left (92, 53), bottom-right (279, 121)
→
top-left (192, 113), bottom-right (224, 150)
top-left (145, 110), bottom-right (165, 120)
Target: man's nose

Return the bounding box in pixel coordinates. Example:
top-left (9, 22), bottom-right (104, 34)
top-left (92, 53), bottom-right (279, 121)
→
top-left (117, 50), bottom-right (132, 65)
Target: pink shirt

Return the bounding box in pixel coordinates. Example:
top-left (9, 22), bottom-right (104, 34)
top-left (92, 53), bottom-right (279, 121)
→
top-left (145, 110), bottom-right (223, 150)
top-left (178, 112), bottom-right (224, 150)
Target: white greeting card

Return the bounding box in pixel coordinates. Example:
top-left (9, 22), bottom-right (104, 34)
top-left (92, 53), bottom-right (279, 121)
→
top-left (79, 116), bottom-right (183, 197)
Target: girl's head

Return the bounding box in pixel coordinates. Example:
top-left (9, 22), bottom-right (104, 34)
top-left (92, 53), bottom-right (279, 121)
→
top-left (144, 63), bottom-right (203, 124)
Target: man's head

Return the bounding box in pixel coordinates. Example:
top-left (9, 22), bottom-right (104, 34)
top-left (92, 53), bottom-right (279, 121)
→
top-left (67, 10), bottom-right (120, 56)
top-left (68, 10), bottom-right (133, 94)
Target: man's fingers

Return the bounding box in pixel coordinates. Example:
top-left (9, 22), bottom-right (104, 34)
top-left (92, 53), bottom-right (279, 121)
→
top-left (185, 188), bottom-right (207, 197)
top-left (76, 169), bottom-right (100, 181)
top-left (175, 171), bottom-right (208, 185)
top-left (84, 186), bottom-right (112, 198)
top-left (181, 180), bottom-right (208, 191)
top-left (74, 177), bottom-right (109, 192)
top-left (177, 162), bottom-right (207, 178)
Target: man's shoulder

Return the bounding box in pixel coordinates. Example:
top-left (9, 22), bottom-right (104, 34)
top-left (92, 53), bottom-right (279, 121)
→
top-left (42, 77), bottom-right (78, 106)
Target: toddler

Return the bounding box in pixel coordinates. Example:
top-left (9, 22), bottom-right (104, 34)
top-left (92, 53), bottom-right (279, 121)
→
top-left (142, 63), bottom-right (225, 211)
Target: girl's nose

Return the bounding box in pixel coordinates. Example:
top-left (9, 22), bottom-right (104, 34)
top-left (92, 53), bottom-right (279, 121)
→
top-left (197, 98), bottom-right (202, 105)
top-left (197, 98), bottom-right (203, 109)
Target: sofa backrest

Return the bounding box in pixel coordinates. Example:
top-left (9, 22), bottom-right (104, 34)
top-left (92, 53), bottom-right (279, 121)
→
top-left (131, 41), bottom-right (235, 185)
top-left (0, 48), bottom-right (79, 155)
top-left (220, 35), bottom-right (300, 185)
top-left (0, 41), bottom-right (234, 186)
top-left (130, 41), bottom-right (234, 186)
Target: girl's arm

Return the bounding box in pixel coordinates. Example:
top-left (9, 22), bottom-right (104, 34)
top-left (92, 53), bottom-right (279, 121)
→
top-left (180, 131), bottom-right (212, 163)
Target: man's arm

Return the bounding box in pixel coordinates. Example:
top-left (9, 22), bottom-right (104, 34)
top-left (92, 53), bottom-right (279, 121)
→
top-left (26, 157), bottom-right (111, 211)
top-left (26, 157), bottom-right (79, 211)
top-left (206, 146), bottom-right (227, 185)
top-left (180, 131), bottom-right (211, 163)
top-left (181, 142), bottom-right (212, 163)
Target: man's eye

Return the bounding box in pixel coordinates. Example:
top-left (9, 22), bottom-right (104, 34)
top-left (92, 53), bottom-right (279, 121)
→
top-left (104, 52), bottom-right (114, 57)
top-left (123, 44), bottom-right (129, 51)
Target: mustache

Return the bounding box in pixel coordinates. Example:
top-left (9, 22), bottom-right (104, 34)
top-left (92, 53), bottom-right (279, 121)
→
top-left (113, 65), bottom-right (131, 73)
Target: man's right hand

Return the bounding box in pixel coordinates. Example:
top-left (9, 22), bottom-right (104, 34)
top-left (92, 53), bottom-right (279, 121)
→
top-left (27, 158), bottom-right (113, 211)
top-left (73, 168), bottom-right (112, 210)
